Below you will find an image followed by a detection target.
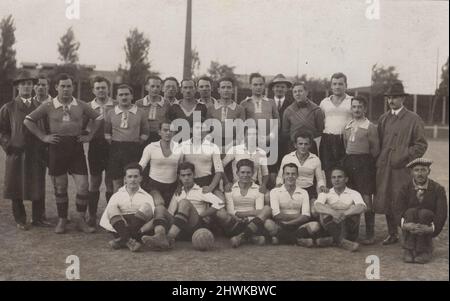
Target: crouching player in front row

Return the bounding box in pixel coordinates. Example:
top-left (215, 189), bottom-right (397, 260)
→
top-left (314, 166), bottom-right (367, 252)
top-left (99, 163), bottom-right (169, 252)
top-left (216, 159), bottom-right (272, 248)
top-left (141, 162), bottom-right (225, 250)
top-left (265, 163), bottom-right (321, 247)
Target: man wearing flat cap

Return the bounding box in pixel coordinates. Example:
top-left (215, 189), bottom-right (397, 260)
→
top-left (268, 74), bottom-right (294, 188)
top-left (375, 81), bottom-right (428, 245)
top-left (0, 70), bottom-right (50, 230)
top-left (394, 158), bottom-right (447, 263)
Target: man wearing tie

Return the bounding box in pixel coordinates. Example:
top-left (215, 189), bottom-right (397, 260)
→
top-left (0, 71), bottom-right (48, 229)
top-left (375, 81), bottom-right (427, 245)
top-left (268, 74), bottom-right (293, 188)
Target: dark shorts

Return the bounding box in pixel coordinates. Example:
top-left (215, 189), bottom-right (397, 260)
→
top-left (194, 175), bottom-right (213, 187)
top-left (143, 177), bottom-right (178, 207)
top-left (343, 154), bottom-right (376, 195)
top-left (319, 133), bottom-right (345, 171)
top-left (304, 185), bottom-right (318, 200)
top-left (88, 139), bottom-right (109, 176)
top-left (107, 141), bottom-right (141, 180)
top-left (48, 136), bottom-right (88, 176)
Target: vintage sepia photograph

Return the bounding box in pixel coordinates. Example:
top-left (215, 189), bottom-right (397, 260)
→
top-left (0, 0), bottom-right (448, 285)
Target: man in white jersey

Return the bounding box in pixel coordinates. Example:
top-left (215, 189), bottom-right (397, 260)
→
top-left (216, 159), bottom-right (272, 248)
top-left (141, 162), bottom-right (224, 250)
top-left (276, 131), bottom-right (327, 217)
top-left (100, 163), bottom-right (171, 252)
top-left (139, 121), bottom-right (182, 207)
top-left (222, 126), bottom-right (269, 195)
top-left (314, 166), bottom-right (366, 252)
top-left (265, 163), bottom-right (321, 247)
top-left (319, 72), bottom-right (352, 187)
top-left (177, 121), bottom-right (224, 197)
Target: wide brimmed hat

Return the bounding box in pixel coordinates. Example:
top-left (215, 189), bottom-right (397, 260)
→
top-left (384, 81), bottom-right (409, 97)
top-left (13, 70), bottom-right (37, 85)
top-left (269, 74), bottom-right (292, 89)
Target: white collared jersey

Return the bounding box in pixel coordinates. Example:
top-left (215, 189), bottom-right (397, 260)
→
top-left (99, 186), bottom-right (155, 232)
top-left (168, 184), bottom-right (225, 215)
top-left (176, 139), bottom-right (224, 178)
top-left (270, 185), bottom-right (310, 216)
top-left (225, 182), bottom-right (264, 216)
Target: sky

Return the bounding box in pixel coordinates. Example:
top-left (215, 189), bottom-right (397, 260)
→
top-left (0, 0), bottom-right (448, 94)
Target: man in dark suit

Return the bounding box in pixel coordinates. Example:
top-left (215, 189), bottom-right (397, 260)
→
top-left (268, 74), bottom-right (293, 189)
top-left (0, 71), bottom-right (49, 230)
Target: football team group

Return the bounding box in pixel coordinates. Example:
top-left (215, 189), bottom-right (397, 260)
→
top-left (0, 70), bottom-right (447, 265)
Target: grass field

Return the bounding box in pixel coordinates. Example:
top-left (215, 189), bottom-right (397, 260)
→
top-left (0, 140), bottom-right (448, 281)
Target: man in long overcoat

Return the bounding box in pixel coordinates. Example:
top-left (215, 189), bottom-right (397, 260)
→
top-left (0, 71), bottom-right (49, 230)
top-left (375, 81), bottom-right (427, 245)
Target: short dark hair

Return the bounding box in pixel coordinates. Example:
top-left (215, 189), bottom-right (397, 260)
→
top-left (163, 76), bottom-right (179, 87)
top-left (249, 72), bottom-right (265, 84)
top-left (178, 161), bottom-right (195, 175)
top-left (351, 95), bottom-right (368, 108)
top-left (36, 74), bottom-right (50, 84)
top-left (117, 84), bottom-right (133, 94)
top-left (197, 75), bottom-right (213, 86)
top-left (331, 72), bottom-right (347, 85)
top-left (91, 76), bottom-right (111, 88)
top-left (55, 73), bottom-right (73, 85)
top-left (146, 75), bottom-right (163, 84)
top-left (218, 77), bottom-right (235, 87)
top-left (159, 119), bottom-right (172, 129)
top-left (181, 78), bottom-right (196, 88)
top-left (292, 81), bottom-right (308, 91)
top-left (236, 159), bottom-right (254, 172)
top-left (293, 130), bottom-right (313, 144)
top-left (330, 165), bottom-right (347, 177)
top-left (282, 163), bottom-right (299, 174)
top-left (124, 162), bottom-right (143, 175)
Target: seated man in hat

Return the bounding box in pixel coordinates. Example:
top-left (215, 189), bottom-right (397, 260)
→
top-left (394, 158), bottom-right (447, 264)
top-left (314, 166), bottom-right (366, 252)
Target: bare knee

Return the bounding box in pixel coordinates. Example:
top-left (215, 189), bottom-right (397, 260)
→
top-left (216, 208), bottom-right (230, 222)
top-left (301, 221), bottom-right (321, 235)
top-left (264, 219), bottom-right (278, 235)
top-left (258, 205), bottom-right (272, 220)
top-left (178, 199), bottom-right (193, 213)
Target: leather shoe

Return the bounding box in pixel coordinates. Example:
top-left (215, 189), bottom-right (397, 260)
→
top-left (16, 223), bottom-right (30, 231)
top-left (32, 219), bottom-right (54, 227)
top-left (415, 252), bottom-right (432, 264)
top-left (403, 249), bottom-right (415, 263)
top-left (382, 235), bottom-right (399, 245)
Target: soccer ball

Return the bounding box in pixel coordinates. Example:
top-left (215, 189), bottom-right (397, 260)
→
top-left (192, 228), bottom-right (215, 251)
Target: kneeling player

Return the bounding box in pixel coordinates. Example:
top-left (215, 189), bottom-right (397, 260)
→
top-left (141, 162), bottom-right (224, 250)
top-left (216, 159), bottom-right (272, 248)
top-left (99, 163), bottom-right (169, 252)
top-left (265, 163), bottom-right (320, 247)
